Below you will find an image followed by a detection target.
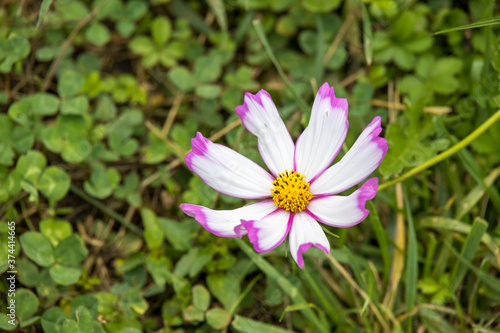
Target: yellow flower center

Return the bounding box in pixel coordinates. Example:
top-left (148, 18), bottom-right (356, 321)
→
top-left (271, 169), bottom-right (312, 213)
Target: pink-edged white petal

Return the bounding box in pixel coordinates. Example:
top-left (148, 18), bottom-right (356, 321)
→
top-left (241, 209), bottom-right (292, 252)
top-left (185, 132), bottom-right (275, 199)
top-left (310, 116), bottom-right (388, 196)
top-left (307, 178), bottom-right (378, 228)
top-left (289, 212), bottom-right (330, 268)
top-left (180, 200), bottom-right (277, 237)
top-left (235, 90), bottom-right (295, 176)
top-left (294, 82), bottom-right (348, 182)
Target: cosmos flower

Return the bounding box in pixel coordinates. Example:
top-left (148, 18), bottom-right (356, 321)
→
top-left (180, 83), bottom-right (388, 267)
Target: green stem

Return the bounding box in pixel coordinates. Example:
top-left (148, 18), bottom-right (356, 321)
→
top-left (378, 108), bottom-right (500, 191)
top-left (253, 20), bottom-right (309, 114)
top-left (70, 184), bottom-right (142, 235)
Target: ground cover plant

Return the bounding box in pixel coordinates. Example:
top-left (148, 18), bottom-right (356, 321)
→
top-left (0, 0), bottom-right (500, 332)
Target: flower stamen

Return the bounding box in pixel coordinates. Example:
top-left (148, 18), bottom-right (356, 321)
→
top-left (271, 169), bottom-right (312, 213)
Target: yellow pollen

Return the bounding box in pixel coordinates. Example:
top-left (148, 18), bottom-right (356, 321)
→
top-left (271, 169), bottom-right (312, 213)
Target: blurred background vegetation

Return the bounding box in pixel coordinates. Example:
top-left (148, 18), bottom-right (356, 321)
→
top-left (1, 0), bottom-right (500, 332)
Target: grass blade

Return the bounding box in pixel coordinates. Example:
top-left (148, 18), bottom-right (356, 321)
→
top-left (418, 217), bottom-right (500, 268)
top-left (206, 0), bottom-right (228, 31)
top-left (455, 166), bottom-right (500, 220)
top-left (234, 238), bottom-right (330, 333)
top-left (451, 217), bottom-right (488, 292)
top-left (360, 2), bottom-right (373, 65)
top-left (444, 241), bottom-right (500, 294)
top-left (232, 315), bottom-right (295, 333)
top-left (36, 0), bottom-right (54, 28)
top-left (299, 266), bottom-right (344, 323)
top-left (434, 16), bottom-right (500, 35)
top-left (367, 201), bottom-right (390, 283)
top-left (403, 186), bottom-right (418, 331)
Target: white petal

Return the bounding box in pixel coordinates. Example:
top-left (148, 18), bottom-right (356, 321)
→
top-left (235, 90), bottom-right (295, 176)
top-left (186, 132), bottom-right (274, 199)
top-left (289, 212), bottom-right (330, 268)
top-left (241, 209), bottom-right (292, 252)
top-left (307, 178), bottom-right (378, 227)
top-left (310, 116), bottom-right (388, 195)
top-left (294, 82), bottom-right (348, 182)
top-left (180, 200), bottom-right (278, 237)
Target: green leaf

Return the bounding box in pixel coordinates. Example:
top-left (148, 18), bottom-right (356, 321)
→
top-left (29, 93), bottom-right (60, 116)
top-left (194, 56), bottom-right (221, 83)
top-left (141, 131), bottom-right (170, 164)
top-left (40, 218), bottom-right (73, 247)
top-left (40, 126), bottom-right (64, 153)
top-left (195, 84), bottom-right (221, 99)
top-left (418, 277), bottom-right (440, 294)
top-left (85, 22), bottom-right (111, 46)
top-left (301, 0), bottom-right (341, 13)
top-left (0, 313), bottom-right (17, 330)
top-left (206, 308), bottom-right (231, 330)
top-left (0, 115), bottom-right (14, 143)
top-left (94, 95), bottom-right (116, 120)
top-left (41, 307), bottom-right (67, 333)
top-left (54, 234), bottom-right (88, 265)
top-left (206, 273), bottom-right (240, 310)
top-left (15, 150), bottom-right (47, 185)
top-left (168, 66), bottom-right (195, 92)
top-left (140, 208), bottom-right (164, 250)
top-left (61, 137), bottom-right (92, 163)
top-left (174, 247), bottom-right (213, 278)
top-left (38, 166), bottom-right (71, 202)
top-left (192, 285), bottom-right (211, 311)
top-left (58, 71), bottom-right (85, 98)
top-left (129, 36), bottom-right (154, 56)
top-left (183, 305), bottom-right (204, 322)
top-left (60, 96), bottom-right (89, 115)
top-left (20, 232), bottom-right (54, 267)
top-left (151, 16), bottom-right (171, 46)
top-left (145, 255), bottom-right (171, 286)
top-left (0, 144), bottom-right (15, 166)
top-left (62, 319), bottom-right (80, 333)
top-left (159, 217), bottom-right (195, 251)
top-left (7, 98), bottom-right (32, 127)
top-left (70, 296), bottom-right (98, 320)
top-left (75, 306), bottom-right (94, 333)
top-left (50, 264), bottom-right (82, 285)
top-left (17, 258), bottom-right (39, 287)
top-left (11, 127), bottom-right (35, 153)
top-left (403, 32), bottom-right (432, 52)
top-left (16, 289), bottom-right (39, 321)
top-left (84, 163), bottom-right (121, 199)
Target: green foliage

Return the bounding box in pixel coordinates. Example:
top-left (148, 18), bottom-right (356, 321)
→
top-left (129, 16), bottom-right (186, 68)
top-left (2, 0), bottom-right (500, 332)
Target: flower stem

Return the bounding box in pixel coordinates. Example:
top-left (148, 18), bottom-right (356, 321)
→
top-left (253, 19), bottom-right (310, 114)
top-left (378, 108), bottom-right (500, 191)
